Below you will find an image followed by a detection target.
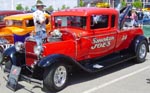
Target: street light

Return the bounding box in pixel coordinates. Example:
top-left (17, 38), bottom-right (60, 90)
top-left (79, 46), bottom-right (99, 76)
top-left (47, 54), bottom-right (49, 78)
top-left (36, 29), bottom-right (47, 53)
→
top-left (108, 0), bottom-right (110, 6)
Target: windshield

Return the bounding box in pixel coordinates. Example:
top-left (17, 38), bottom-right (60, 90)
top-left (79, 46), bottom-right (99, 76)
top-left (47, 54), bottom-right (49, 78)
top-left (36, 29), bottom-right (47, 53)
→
top-left (6, 20), bottom-right (22, 27)
top-left (54, 16), bottom-right (86, 29)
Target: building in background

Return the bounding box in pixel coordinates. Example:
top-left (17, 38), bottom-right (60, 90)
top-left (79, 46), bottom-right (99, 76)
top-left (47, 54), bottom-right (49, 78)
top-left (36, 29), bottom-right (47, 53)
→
top-left (83, 0), bottom-right (150, 8)
top-left (83, 0), bottom-right (120, 8)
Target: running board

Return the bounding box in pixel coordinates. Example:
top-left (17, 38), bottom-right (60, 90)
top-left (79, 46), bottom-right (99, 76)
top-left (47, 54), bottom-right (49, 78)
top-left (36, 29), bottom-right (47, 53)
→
top-left (20, 75), bottom-right (43, 87)
top-left (81, 54), bottom-right (136, 72)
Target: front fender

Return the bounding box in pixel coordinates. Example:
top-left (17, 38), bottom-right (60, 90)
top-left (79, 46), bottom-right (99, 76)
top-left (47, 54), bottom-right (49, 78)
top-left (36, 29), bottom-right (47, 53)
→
top-left (3, 46), bottom-right (16, 65)
top-left (38, 54), bottom-right (74, 68)
top-left (131, 35), bottom-right (149, 53)
top-left (3, 46), bottom-right (25, 65)
top-left (38, 54), bottom-right (94, 72)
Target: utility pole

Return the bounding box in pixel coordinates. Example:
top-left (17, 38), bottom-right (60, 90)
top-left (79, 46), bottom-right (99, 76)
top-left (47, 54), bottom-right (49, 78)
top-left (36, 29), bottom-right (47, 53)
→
top-left (113, 0), bottom-right (115, 8)
top-left (11, 0), bottom-right (14, 10)
top-left (108, 0), bottom-right (110, 6)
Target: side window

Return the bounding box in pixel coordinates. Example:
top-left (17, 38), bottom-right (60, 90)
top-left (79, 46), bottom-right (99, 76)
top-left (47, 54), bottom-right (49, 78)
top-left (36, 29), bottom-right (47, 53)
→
top-left (111, 15), bottom-right (115, 27)
top-left (45, 18), bottom-right (49, 24)
top-left (91, 15), bottom-right (108, 29)
top-left (26, 18), bottom-right (49, 27)
top-left (26, 19), bottom-right (34, 27)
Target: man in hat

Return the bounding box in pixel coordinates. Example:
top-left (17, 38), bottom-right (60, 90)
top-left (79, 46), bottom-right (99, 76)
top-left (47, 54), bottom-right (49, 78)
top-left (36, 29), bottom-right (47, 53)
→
top-left (33, 0), bottom-right (47, 40)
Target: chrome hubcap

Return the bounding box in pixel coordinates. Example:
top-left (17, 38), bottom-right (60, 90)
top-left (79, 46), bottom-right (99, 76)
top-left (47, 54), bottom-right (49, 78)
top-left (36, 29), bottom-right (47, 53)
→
top-left (54, 66), bottom-right (67, 87)
top-left (139, 44), bottom-right (146, 59)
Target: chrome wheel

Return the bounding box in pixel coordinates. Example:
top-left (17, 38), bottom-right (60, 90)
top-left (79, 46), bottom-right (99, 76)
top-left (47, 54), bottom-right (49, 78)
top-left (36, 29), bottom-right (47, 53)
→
top-left (139, 43), bottom-right (146, 59)
top-left (54, 66), bottom-right (67, 87)
top-left (43, 63), bottom-right (68, 92)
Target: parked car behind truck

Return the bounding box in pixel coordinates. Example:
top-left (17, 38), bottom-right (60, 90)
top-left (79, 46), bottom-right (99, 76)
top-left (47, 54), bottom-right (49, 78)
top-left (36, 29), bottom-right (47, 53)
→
top-left (1, 5), bottom-right (149, 92)
top-left (0, 10), bottom-right (24, 28)
top-left (0, 10), bottom-right (25, 62)
top-left (0, 13), bottom-right (51, 52)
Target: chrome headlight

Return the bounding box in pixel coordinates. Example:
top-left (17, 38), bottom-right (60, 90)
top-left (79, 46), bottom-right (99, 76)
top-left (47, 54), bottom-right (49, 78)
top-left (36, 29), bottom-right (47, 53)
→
top-left (15, 42), bottom-right (24, 52)
top-left (34, 45), bottom-right (43, 56)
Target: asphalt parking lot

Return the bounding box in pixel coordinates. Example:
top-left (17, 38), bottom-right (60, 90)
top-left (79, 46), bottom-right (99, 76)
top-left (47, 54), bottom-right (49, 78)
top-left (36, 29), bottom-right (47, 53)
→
top-left (0, 49), bottom-right (150, 93)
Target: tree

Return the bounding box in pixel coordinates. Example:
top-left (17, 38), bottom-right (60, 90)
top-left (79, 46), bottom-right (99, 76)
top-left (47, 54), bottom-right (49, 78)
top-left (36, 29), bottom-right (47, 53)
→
top-left (132, 0), bottom-right (142, 8)
top-left (16, 4), bottom-right (24, 10)
top-left (24, 6), bottom-right (29, 11)
top-left (79, 0), bottom-right (84, 7)
top-left (46, 5), bottom-right (54, 11)
top-left (60, 5), bottom-right (70, 10)
top-left (61, 5), bottom-right (66, 10)
top-left (121, 0), bottom-right (126, 7)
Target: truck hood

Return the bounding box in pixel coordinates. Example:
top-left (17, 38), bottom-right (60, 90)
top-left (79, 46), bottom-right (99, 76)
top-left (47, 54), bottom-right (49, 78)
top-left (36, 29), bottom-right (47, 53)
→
top-left (0, 27), bottom-right (26, 36)
top-left (58, 28), bottom-right (88, 38)
top-left (0, 27), bottom-right (13, 35)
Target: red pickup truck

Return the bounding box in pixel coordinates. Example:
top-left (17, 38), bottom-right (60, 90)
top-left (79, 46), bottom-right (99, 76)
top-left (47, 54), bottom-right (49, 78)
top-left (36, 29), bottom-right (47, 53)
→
top-left (1, 6), bottom-right (149, 92)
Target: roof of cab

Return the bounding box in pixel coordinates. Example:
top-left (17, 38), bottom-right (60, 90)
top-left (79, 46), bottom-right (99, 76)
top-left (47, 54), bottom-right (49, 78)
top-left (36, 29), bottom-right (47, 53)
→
top-left (52, 7), bottom-right (118, 16)
top-left (0, 10), bottom-right (24, 15)
top-left (4, 13), bottom-right (50, 20)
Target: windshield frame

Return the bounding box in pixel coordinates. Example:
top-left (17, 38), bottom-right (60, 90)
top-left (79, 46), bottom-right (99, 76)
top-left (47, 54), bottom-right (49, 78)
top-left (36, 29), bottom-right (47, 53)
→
top-left (6, 19), bottom-right (23, 27)
top-left (54, 16), bottom-right (87, 30)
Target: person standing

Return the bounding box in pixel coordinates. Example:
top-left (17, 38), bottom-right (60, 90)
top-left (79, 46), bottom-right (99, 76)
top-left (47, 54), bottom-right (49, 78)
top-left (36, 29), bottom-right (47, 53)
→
top-left (130, 7), bottom-right (138, 27)
top-left (137, 8), bottom-right (144, 26)
top-left (33, 0), bottom-right (47, 40)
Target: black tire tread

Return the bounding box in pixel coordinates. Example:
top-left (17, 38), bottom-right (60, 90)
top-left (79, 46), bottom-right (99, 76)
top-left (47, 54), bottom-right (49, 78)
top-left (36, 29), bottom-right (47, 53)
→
top-left (134, 40), bottom-right (148, 63)
top-left (4, 60), bottom-right (12, 73)
top-left (43, 63), bottom-right (68, 92)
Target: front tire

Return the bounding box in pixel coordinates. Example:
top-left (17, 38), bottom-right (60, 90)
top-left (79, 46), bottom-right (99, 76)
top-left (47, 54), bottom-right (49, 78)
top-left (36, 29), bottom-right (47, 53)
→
top-left (134, 40), bottom-right (148, 63)
top-left (4, 58), bottom-right (12, 73)
top-left (0, 47), bottom-right (4, 64)
top-left (43, 63), bottom-right (68, 92)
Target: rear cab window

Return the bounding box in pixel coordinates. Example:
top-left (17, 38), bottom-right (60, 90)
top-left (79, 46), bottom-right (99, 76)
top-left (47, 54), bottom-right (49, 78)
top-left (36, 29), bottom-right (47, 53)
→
top-left (91, 14), bottom-right (109, 29)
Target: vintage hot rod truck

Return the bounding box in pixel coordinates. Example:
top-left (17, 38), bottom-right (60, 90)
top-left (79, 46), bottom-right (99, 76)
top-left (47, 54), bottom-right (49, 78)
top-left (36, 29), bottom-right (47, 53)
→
top-left (0, 13), bottom-right (51, 63)
top-left (1, 6), bottom-right (149, 92)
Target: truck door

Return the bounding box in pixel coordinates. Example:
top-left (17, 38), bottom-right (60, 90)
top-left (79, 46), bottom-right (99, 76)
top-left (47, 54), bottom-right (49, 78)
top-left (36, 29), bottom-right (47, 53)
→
top-left (89, 14), bottom-right (117, 58)
top-left (115, 29), bottom-right (130, 51)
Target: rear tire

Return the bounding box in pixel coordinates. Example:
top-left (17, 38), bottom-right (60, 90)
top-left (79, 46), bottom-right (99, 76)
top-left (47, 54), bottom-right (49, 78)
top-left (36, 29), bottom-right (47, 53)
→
top-left (43, 63), bottom-right (68, 92)
top-left (134, 40), bottom-right (148, 63)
